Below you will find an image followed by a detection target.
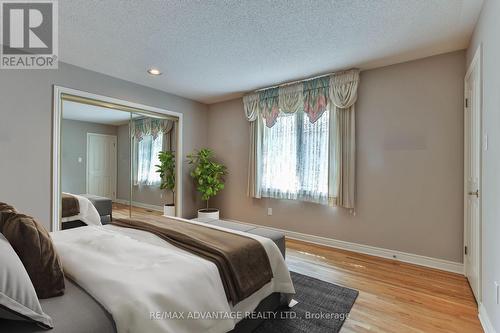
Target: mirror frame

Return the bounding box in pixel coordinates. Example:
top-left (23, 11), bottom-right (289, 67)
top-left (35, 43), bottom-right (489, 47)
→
top-left (52, 85), bottom-right (183, 232)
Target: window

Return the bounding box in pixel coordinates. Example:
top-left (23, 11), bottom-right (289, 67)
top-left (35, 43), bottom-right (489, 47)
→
top-left (245, 70), bottom-right (359, 208)
top-left (260, 110), bottom-right (329, 204)
top-left (134, 134), bottom-right (163, 186)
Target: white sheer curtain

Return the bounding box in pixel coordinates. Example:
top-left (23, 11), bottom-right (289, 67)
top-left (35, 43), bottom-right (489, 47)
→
top-left (135, 135), bottom-right (163, 186)
top-left (261, 111), bottom-right (329, 204)
top-left (300, 110), bottom-right (329, 202)
top-left (261, 114), bottom-right (298, 198)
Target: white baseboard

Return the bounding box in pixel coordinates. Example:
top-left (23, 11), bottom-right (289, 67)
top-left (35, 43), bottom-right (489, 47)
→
top-left (114, 199), bottom-right (163, 212)
top-left (479, 303), bottom-right (497, 333)
top-left (226, 218), bottom-right (464, 275)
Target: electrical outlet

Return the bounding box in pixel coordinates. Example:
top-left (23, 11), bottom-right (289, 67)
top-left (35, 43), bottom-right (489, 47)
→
top-left (483, 133), bottom-right (488, 151)
top-left (495, 281), bottom-right (499, 305)
top-left (267, 208), bottom-right (273, 216)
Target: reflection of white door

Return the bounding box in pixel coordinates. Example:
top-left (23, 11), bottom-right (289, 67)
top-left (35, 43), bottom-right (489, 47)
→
top-left (464, 49), bottom-right (481, 302)
top-left (86, 133), bottom-right (117, 199)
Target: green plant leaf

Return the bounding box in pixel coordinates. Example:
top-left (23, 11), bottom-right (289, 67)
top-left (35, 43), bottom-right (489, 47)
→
top-left (155, 151), bottom-right (176, 204)
top-left (186, 148), bottom-right (227, 204)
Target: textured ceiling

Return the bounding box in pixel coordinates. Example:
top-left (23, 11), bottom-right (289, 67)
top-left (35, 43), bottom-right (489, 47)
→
top-left (59, 0), bottom-right (483, 104)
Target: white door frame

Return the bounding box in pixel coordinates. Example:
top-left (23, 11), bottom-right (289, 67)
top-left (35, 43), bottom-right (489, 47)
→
top-left (463, 45), bottom-right (482, 301)
top-left (86, 133), bottom-right (117, 200)
top-left (52, 85), bottom-right (184, 232)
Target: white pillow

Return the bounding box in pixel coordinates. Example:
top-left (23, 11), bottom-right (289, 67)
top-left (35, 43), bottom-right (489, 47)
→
top-left (0, 233), bottom-right (53, 329)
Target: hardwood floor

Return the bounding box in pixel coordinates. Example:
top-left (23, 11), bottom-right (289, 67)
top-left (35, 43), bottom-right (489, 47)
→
top-left (112, 202), bottom-right (163, 219)
top-left (111, 203), bottom-right (482, 332)
top-left (286, 240), bottom-right (482, 333)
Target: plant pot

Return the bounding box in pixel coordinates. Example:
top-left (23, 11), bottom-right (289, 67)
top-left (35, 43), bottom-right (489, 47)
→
top-left (163, 204), bottom-right (176, 217)
top-left (197, 208), bottom-right (219, 220)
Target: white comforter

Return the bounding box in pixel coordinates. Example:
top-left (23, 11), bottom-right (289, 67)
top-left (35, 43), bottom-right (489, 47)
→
top-left (51, 218), bottom-right (295, 333)
top-left (61, 193), bottom-right (102, 226)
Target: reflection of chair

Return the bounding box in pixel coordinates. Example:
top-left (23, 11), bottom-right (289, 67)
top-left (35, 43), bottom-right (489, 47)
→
top-left (81, 194), bottom-right (113, 224)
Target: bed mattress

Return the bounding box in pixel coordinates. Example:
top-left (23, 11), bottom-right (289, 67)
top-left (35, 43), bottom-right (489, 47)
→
top-left (0, 278), bottom-right (116, 333)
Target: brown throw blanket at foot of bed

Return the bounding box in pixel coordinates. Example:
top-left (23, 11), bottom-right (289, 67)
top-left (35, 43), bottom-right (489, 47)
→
top-left (61, 194), bottom-right (80, 218)
top-left (111, 217), bottom-right (273, 304)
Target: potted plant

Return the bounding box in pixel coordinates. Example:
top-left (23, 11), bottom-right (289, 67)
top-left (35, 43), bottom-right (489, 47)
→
top-left (187, 148), bottom-right (227, 219)
top-left (156, 151), bottom-right (176, 217)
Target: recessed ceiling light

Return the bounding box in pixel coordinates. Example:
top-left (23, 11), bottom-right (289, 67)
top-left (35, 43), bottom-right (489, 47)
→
top-left (147, 68), bottom-right (162, 76)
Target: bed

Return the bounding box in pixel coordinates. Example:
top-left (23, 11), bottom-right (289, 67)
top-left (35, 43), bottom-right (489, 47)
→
top-left (0, 278), bottom-right (283, 333)
top-left (1, 217), bottom-right (294, 333)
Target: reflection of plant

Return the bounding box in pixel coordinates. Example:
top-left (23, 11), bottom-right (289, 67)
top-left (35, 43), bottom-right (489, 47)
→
top-left (155, 151), bottom-right (176, 205)
top-left (187, 148), bottom-right (227, 209)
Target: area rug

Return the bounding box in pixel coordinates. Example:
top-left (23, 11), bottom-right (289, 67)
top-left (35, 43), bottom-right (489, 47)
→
top-left (254, 271), bottom-right (359, 333)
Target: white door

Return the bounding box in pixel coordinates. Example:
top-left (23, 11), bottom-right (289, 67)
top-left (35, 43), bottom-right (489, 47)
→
top-left (464, 51), bottom-right (481, 302)
top-left (86, 133), bottom-right (117, 199)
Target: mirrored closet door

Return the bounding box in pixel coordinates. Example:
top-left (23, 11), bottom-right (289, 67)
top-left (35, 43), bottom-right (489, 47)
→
top-left (57, 92), bottom-right (180, 231)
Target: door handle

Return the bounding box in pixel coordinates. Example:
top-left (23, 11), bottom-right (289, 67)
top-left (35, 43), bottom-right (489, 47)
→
top-left (468, 190), bottom-right (479, 198)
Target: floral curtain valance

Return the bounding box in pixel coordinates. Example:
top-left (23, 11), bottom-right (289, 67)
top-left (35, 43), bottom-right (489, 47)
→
top-left (243, 69), bottom-right (360, 128)
top-left (259, 88), bottom-right (280, 127)
top-left (132, 118), bottom-right (174, 141)
top-left (303, 76), bottom-right (329, 123)
top-left (330, 69), bottom-right (359, 109)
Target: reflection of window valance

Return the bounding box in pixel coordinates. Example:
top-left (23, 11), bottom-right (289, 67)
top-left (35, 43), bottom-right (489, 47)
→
top-left (132, 118), bottom-right (174, 141)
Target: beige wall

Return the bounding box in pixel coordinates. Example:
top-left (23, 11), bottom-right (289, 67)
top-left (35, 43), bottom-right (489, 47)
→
top-left (207, 50), bottom-right (465, 263)
top-left (467, 0), bottom-right (500, 330)
top-left (0, 62), bottom-right (208, 230)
